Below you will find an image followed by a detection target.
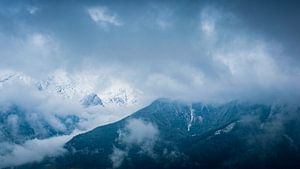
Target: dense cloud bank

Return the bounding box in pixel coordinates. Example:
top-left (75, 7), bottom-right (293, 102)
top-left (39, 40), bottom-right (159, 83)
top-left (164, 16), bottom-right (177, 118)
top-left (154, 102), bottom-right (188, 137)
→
top-left (0, 1), bottom-right (299, 103)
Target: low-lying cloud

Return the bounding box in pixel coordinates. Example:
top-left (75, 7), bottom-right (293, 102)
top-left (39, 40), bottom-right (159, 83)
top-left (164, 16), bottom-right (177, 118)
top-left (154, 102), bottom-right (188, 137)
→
top-left (0, 134), bottom-right (73, 168)
top-left (118, 119), bottom-right (159, 148)
top-left (110, 119), bottom-right (159, 168)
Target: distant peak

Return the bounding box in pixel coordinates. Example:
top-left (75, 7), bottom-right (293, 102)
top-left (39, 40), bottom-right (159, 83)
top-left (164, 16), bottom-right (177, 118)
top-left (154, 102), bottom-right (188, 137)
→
top-left (81, 93), bottom-right (104, 107)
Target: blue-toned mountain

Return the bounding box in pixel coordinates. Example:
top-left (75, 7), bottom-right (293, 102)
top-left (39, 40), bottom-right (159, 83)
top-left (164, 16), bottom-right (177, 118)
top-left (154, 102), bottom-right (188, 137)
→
top-left (18, 99), bottom-right (300, 169)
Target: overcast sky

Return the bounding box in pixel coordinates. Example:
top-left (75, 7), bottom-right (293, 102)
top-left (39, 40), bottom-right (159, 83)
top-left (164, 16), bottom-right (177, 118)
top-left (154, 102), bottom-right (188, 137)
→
top-left (1, 0), bottom-right (300, 103)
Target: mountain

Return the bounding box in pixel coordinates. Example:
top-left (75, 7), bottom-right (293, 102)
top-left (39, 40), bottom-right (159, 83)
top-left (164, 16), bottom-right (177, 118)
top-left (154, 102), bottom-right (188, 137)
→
top-left (81, 93), bottom-right (104, 107)
top-left (0, 70), bottom-right (141, 107)
top-left (18, 99), bottom-right (300, 169)
top-left (0, 70), bottom-right (141, 143)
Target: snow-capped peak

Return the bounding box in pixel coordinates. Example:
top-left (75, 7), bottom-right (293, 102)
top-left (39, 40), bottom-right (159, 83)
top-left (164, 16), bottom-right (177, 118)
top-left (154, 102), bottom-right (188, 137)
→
top-left (0, 69), bottom-right (141, 108)
top-left (81, 93), bottom-right (104, 107)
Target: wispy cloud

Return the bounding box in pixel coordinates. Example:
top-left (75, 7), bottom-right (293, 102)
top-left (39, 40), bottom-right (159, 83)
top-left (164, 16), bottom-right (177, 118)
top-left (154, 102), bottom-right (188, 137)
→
top-left (87, 6), bottom-right (122, 28)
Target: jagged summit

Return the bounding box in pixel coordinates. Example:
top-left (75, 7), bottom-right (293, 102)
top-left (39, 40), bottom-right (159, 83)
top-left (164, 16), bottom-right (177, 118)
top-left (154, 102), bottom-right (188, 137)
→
top-left (0, 70), bottom-right (141, 107)
top-left (81, 93), bottom-right (104, 107)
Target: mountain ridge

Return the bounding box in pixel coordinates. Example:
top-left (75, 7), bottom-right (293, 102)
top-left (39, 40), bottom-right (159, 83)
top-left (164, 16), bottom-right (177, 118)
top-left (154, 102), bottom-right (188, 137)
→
top-left (15, 98), bottom-right (300, 169)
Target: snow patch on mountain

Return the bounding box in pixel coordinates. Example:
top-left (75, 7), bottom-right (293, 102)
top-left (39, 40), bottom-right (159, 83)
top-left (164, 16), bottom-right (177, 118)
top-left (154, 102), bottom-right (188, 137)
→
top-left (0, 71), bottom-right (33, 88)
top-left (188, 106), bottom-right (204, 131)
top-left (214, 122), bottom-right (236, 135)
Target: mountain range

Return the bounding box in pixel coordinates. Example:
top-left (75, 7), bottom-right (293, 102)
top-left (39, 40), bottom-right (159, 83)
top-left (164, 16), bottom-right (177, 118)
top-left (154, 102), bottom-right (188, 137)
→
top-left (0, 70), bottom-right (142, 154)
top-left (16, 98), bottom-right (300, 169)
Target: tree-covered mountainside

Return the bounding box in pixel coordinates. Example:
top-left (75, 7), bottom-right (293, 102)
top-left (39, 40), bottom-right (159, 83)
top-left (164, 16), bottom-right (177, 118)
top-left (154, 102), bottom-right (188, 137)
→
top-left (18, 99), bottom-right (300, 169)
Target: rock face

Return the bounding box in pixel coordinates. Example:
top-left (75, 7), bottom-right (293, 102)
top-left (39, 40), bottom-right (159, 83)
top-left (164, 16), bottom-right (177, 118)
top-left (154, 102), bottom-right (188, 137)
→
top-left (21, 99), bottom-right (300, 169)
top-left (81, 93), bottom-right (104, 107)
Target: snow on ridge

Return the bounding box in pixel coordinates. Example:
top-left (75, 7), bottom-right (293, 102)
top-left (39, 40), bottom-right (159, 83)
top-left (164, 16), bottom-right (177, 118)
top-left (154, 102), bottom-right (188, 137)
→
top-left (0, 69), bottom-right (141, 107)
top-left (214, 122), bottom-right (236, 135)
top-left (0, 71), bottom-right (33, 87)
top-left (187, 106), bottom-right (204, 131)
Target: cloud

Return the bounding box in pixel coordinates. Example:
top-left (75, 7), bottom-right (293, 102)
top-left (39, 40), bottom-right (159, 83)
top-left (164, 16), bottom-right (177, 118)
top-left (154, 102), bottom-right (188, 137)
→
top-left (87, 6), bottom-right (122, 28)
top-left (0, 32), bottom-right (61, 77)
top-left (110, 146), bottom-right (128, 169)
top-left (0, 69), bottom-right (143, 132)
top-left (200, 7), bottom-right (217, 37)
top-left (0, 1), bottom-right (299, 105)
top-left (0, 134), bottom-right (73, 168)
top-left (109, 119), bottom-right (159, 168)
top-left (118, 119), bottom-right (159, 153)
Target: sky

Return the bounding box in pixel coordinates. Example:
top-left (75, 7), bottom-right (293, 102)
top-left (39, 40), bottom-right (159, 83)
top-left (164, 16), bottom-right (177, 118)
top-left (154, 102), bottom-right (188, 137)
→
top-left (0, 0), bottom-right (300, 103)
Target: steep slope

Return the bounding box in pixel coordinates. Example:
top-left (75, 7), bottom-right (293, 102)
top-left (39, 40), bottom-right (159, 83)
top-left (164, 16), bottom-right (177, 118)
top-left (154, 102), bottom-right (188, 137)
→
top-left (17, 98), bottom-right (299, 169)
top-left (0, 70), bottom-right (142, 147)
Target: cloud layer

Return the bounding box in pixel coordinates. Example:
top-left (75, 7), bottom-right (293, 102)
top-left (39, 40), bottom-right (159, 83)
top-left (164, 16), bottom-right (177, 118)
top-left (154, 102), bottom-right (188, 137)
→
top-left (0, 1), bottom-right (299, 104)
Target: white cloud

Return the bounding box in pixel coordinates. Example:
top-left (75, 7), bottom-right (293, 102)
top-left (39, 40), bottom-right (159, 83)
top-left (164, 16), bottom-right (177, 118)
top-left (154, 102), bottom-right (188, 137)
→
top-left (87, 6), bottom-right (122, 27)
top-left (0, 32), bottom-right (61, 76)
top-left (118, 119), bottom-right (159, 147)
top-left (110, 146), bottom-right (127, 168)
top-left (109, 119), bottom-right (159, 168)
top-left (118, 119), bottom-right (159, 155)
top-left (0, 134), bottom-right (73, 168)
